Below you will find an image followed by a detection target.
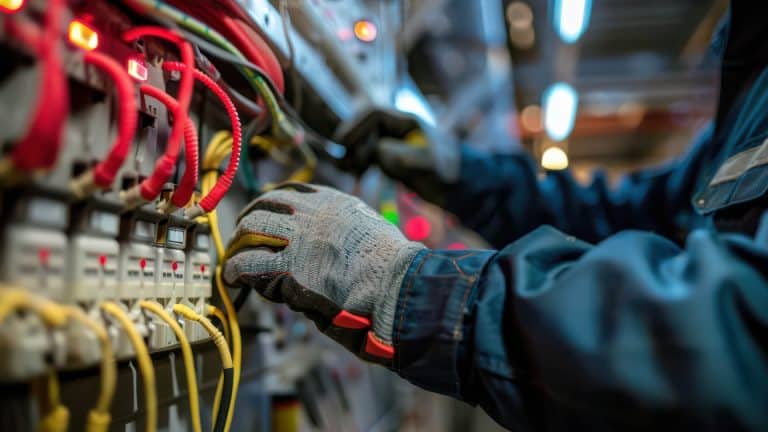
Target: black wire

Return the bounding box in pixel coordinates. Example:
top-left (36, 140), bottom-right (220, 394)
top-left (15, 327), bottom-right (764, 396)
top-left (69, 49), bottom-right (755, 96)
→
top-left (213, 367), bottom-right (234, 432)
top-left (175, 27), bottom-right (285, 104)
top-left (233, 286), bottom-right (251, 312)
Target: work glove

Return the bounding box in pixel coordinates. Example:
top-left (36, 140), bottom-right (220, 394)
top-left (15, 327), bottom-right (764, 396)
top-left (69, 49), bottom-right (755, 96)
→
top-left (333, 109), bottom-right (460, 206)
top-left (223, 183), bottom-right (425, 363)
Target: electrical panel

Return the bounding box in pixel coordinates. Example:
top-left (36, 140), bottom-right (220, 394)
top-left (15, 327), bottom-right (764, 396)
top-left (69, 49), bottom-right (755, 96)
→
top-left (0, 0), bottom-right (427, 430)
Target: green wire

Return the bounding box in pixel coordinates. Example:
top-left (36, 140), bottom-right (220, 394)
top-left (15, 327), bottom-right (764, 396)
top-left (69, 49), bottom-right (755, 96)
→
top-left (131, 0), bottom-right (290, 136)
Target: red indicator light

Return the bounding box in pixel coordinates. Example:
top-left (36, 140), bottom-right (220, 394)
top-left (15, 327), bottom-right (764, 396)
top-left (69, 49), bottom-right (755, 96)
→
top-left (127, 58), bottom-right (148, 81)
top-left (200, 264), bottom-right (206, 273)
top-left (139, 258), bottom-right (147, 270)
top-left (353, 20), bottom-right (377, 43)
top-left (98, 255), bottom-right (108, 267)
top-left (171, 261), bottom-right (178, 272)
top-left (68, 20), bottom-right (99, 51)
top-left (38, 248), bottom-right (50, 265)
top-left (447, 242), bottom-right (467, 250)
top-left (0, 0), bottom-right (25, 13)
top-left (404, 216), bottom-right (431, 241)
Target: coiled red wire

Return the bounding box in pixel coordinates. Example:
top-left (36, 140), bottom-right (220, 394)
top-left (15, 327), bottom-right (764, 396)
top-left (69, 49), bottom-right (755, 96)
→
top-left (83, 51), bottom-right (139, 188)
top-left (7, 0), bottom-right (68, 171)
top-left (163, 62), bottom-right (241, 213)
top-left (138, 85), bottom-right (198, 209)
top-left (122, 27), bottom-right (195, 202)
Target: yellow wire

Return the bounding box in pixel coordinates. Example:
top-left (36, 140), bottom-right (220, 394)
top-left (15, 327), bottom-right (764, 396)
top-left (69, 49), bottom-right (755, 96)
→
top-left (201, 133), bottom-right (242, 432)
top-left (139, 301), bottom-right (202, 432)
top-left (173, 304), bottom-right (232, 368)
top-left (36, 371), bottom-right (69, 432)
top-left (100, 302), bottom-right (156, 432)
top-left (207, 305), bottom-right (230, 344)
top-left (61, 306), bottom-right (115, 432)
top-left (214, 267), bottom-right (241, 432)
top-left (205, 304), bottom-right (229, 430)
top-left (0, 289), bottom-right (69, 432)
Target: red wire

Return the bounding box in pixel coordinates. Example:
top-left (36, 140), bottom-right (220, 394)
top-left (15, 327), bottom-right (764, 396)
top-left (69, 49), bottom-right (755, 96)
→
top-left (122, 27), bottom-right (195, 201)
top-left (8, 0), bottom-right (68, 171)
top-left (142, 85), bottom-right (199, 208)
top-left (83, 51), bottom-right (139, 188)
top-left (136, 87), bottom-right (198, 209)
top-left (162, 0), bottom-right (285, 93)
top-left (163, 62), bottom-right (241, 213)
top-left (138, 84), bottom-right (198, 207)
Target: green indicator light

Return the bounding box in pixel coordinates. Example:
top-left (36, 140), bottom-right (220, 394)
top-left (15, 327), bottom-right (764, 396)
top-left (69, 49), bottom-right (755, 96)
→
top-left (381, 204), bottom-right (400, 226)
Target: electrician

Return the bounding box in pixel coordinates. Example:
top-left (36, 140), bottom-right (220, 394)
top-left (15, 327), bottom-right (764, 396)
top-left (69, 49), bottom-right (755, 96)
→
top-left (223, 4), bottom-right (768, 431)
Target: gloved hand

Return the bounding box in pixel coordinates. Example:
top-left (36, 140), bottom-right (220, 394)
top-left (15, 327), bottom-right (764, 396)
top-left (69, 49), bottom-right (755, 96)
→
top-left (333, 108), bottom-right (460, 205)
top-left (223, 183), bottom-right (425, 363)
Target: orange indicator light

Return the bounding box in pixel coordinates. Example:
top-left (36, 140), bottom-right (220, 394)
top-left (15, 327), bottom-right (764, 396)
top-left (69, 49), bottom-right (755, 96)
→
top-left (127, 58), bottom-right (148, 81)
top-left (68, 20), bottom-right (99, 51)
top-left (353, 20), bottom-right (377, 43)
top-left (0, 0), bottom-right (25, 13)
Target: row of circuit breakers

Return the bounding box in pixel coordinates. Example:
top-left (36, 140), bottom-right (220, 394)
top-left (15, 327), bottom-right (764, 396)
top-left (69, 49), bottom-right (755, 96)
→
top-left (0, 0), bottom-right (223, 380)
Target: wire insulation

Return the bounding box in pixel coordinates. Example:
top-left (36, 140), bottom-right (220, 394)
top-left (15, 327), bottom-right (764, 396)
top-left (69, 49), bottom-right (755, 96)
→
top-left (5, 0), bottom-right (68, 173)
top-left (121, 27), bottom-right (195, 206)
top-left (101, 302), bottom-right (157, 432)
top-left (70, 50), bottom-right (138, 197)
top-left (162, 62), bottom-right (241, 216)
top-left (140, 301), bottom-right (201, 432)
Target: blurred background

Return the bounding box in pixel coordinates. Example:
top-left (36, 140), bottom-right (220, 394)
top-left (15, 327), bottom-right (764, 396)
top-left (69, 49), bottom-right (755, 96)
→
top-left (384, 0), bottom-right (725, 254)
top-left (394, 0), bottom-right (725, 429)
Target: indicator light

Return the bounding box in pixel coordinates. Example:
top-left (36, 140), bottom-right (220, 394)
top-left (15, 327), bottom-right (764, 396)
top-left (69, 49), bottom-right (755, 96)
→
top-left (68, 20), bottom-right (99, 51)
top-left (171, 261), bottom-right (178, 272)
top-left (404, 216), bottom-right (431, 241)
top-left (353, 20), bottom-right (377, 43)
top-left (0, 0), bottom-right (25, 13)
top-left (38, 248), bottom-right (50, 265)
top-left (98, 254), bottom-right (108, 267)
top-left (541, 146), bottom-right (569, 170)
top-left (200, 264), bottom-right (206, 273)
top-left (380, 202), bottom-right (400, 226)
top-left (139, 258), bottom-right (147, 269)
top-left (127, 58), bottom-right (148, 81)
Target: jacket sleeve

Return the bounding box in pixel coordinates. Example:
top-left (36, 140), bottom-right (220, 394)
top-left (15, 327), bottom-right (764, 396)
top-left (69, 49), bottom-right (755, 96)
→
top-left (443, 126), bottom-right (714, 249)
top-left (391, 226), bottom-right (768, 431)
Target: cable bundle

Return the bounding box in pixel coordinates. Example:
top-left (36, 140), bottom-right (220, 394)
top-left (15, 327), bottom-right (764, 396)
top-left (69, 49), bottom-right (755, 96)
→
top-left (3, 0), bottom-right (69, 174)
top-left (120, 27), bottom-right (195, 208)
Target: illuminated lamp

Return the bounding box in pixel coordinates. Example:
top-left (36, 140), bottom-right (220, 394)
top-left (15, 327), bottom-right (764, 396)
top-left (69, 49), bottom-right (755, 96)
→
top-left (542, 82), bottom-right (578, 141)
top-left (0, 0), bottom-right (25, 13)
top-left (127, 58), bottom-right (148, 81)
top-left (541, 147), bottom-right (569, 171)
top-left (404, 215), bottom-right (431, 241)
top-left (553, 0), bottom-right (592, 44)
top-left (68, 20), bottom-right (99, 51)
top-left (380, 201), bottom-right (400, 226)
top-left (353, 20), bottom-right (377, 43)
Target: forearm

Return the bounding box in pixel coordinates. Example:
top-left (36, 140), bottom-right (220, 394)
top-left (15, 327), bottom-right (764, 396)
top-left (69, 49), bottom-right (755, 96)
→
top-left (392, 227), bottom-right (768, 431)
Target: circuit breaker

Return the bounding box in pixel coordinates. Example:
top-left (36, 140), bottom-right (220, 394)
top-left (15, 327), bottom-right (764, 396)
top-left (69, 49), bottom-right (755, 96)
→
top-left (3, 225), bottom-right (68, 301)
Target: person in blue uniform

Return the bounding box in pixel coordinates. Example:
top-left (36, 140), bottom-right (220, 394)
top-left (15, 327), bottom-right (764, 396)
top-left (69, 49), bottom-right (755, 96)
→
top-left (224, 3), bottom-right (768, 430)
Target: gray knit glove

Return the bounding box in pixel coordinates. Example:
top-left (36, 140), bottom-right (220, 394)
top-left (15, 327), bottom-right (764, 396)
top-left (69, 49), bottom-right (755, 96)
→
top-left (223, 183), bottom-right (424, 362)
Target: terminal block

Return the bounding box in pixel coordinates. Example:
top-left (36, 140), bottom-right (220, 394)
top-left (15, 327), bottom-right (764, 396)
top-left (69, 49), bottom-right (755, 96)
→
top-left (2, 225), bottom-right (68, 301)
top-left (68, 235), bottom-right (120, 303)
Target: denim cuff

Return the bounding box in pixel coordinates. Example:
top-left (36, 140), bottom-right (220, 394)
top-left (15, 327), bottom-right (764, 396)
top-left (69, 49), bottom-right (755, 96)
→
top-left (392, 249), bottom-right (495, 398)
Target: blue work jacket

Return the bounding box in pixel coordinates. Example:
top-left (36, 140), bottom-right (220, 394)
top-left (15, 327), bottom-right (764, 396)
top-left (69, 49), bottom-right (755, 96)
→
top-left (390, 4), bottom-right (768, 430)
